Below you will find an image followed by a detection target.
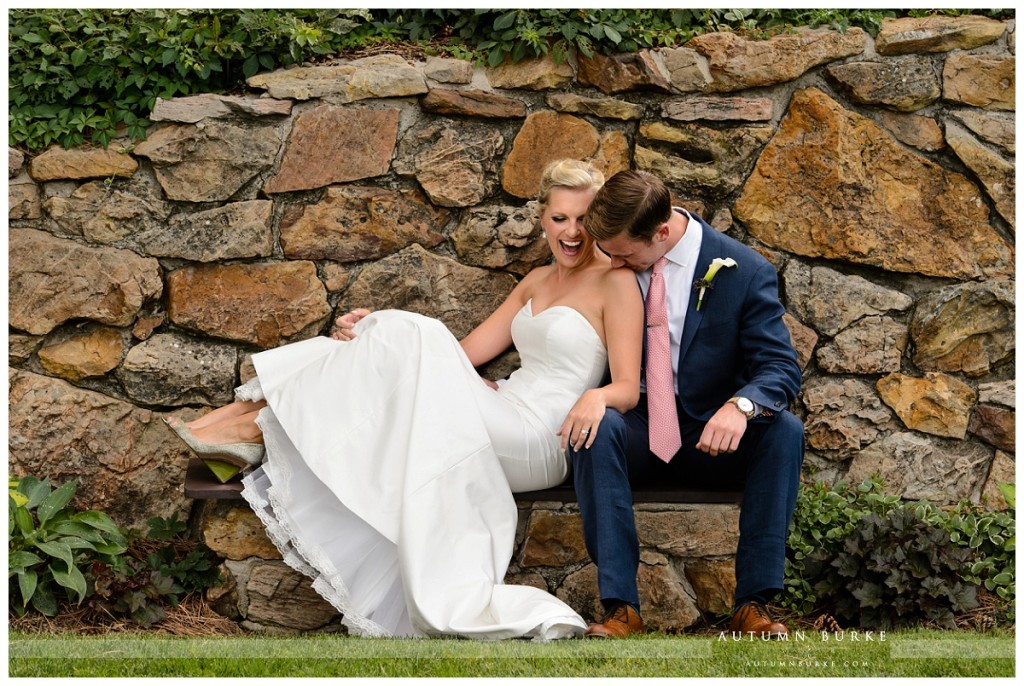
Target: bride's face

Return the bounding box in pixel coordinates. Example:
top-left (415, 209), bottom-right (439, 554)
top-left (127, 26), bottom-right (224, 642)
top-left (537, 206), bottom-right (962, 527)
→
top-left (540, 187), bottom-right (597, 266)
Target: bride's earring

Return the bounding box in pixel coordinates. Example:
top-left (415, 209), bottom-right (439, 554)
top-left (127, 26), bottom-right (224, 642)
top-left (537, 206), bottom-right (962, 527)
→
top-left (541, 231), bottom-right (547, 238)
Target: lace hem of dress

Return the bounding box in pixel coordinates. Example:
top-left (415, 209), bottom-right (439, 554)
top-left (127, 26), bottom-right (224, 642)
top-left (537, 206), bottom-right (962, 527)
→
top-left (240, 409), bottom-right (397, 639)
top-left (234, 376), bottom-right (265, 403)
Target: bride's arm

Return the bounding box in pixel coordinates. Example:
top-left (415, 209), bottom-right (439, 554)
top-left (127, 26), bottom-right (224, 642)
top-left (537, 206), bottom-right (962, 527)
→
top-left (599, 267), bottom-right (644, 412)
top-left (458, 270), bottom-right (540, 367)
top-left (559, 268), bottom-right (643, 451)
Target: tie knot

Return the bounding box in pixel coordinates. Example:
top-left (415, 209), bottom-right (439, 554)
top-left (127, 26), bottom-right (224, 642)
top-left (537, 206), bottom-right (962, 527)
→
top-left (652, 257), bottom-right (669, 275)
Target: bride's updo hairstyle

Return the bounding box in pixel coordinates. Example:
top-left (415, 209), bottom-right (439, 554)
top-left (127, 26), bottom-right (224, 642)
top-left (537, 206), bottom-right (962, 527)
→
top-left (536, 159), bottom-right (605, 210)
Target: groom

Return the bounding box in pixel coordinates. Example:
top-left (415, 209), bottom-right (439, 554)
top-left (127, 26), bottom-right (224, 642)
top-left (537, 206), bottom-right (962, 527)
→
top-left (570, 170), bottom-right (804, 638)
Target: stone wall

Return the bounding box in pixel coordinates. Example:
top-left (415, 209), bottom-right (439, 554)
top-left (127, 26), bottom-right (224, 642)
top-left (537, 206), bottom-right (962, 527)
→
top-left (8, 16), bottom-right (1016, 630)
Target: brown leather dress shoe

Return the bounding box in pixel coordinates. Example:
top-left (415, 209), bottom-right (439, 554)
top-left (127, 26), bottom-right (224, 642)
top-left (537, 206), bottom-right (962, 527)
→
top-left (585, 603), bottom-right (645, 638)
top-left (729, 601), bottom-right (789, 638)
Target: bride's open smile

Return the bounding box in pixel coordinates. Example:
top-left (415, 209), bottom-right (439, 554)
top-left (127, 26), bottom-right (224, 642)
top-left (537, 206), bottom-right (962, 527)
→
top-left (541, 187), bottom-right (597, 266)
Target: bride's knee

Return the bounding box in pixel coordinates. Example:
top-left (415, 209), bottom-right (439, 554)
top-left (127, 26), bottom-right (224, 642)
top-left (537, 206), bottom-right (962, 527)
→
top-left (360, 310), bottom-right (446, 337)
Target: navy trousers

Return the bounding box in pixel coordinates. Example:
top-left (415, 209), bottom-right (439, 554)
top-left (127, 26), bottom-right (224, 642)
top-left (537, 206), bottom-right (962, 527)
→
top-left (570, 396), bottom-right (804, 610)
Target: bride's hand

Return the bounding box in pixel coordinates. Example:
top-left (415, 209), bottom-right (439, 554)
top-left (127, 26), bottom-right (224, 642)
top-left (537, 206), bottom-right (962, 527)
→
top-left (331, 308), bottom-right (372, 341)
top-left (481, 377), bottom-right (499, 390)
top-left (558, 389), bottom-right (606, 452)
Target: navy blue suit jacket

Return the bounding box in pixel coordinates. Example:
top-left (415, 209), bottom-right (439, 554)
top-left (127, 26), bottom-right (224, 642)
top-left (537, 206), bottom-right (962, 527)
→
top-left (664, 214), bottom-right (801, 422)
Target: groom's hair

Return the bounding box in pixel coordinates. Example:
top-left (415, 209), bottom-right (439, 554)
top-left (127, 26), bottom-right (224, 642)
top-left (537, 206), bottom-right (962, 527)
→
top-left (583, 169), bottom-right (672, 243)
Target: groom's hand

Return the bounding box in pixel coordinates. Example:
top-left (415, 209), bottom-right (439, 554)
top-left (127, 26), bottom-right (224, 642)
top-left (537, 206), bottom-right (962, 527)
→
top-left (696, 403), bottom-right (747, 456)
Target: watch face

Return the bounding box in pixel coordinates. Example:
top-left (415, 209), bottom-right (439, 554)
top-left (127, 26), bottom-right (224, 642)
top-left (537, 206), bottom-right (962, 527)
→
top-left (737, 397), bottom-right (754, 413)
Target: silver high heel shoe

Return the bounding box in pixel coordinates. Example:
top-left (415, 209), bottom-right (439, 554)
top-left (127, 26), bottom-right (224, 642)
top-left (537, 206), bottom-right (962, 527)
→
top-left (163, 417), bottom-right (265, 483)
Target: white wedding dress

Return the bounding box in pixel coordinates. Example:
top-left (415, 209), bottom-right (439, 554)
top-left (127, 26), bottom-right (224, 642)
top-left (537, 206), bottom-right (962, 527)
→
top-left (239, 301), bottom-right (607, 639)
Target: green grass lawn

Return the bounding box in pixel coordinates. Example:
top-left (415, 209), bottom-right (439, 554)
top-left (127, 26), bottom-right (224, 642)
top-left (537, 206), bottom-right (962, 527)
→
top-left (9, 627), bottom-right (1015, 678)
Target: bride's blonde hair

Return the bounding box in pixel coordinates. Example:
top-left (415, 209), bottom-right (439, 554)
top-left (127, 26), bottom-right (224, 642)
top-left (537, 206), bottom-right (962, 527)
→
top-left (537, 159), bottom-right (605, 209)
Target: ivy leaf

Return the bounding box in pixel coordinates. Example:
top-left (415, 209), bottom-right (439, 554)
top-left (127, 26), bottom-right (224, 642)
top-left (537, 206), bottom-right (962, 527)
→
top-left (991, 571), bottom-right (1013, 585)
top-left (493, 11), bottom-right (517, 31)
top-left (242, 54), bottom-right (259, 78)
top-left (851, 581), bottom-right (883, 608)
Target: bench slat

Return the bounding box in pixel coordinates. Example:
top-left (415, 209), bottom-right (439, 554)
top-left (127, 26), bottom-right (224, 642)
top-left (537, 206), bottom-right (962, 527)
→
top-left (184, 459), bottom-right (742, 504)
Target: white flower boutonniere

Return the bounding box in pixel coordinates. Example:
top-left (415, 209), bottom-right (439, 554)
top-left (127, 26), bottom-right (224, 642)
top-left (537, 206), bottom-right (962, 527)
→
top-left (693, 257), bottom-right (738, 310)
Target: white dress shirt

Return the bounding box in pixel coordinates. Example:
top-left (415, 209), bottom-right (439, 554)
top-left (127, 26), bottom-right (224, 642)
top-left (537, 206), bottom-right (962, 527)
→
top-left (637, 209), bottom-right (702, 393)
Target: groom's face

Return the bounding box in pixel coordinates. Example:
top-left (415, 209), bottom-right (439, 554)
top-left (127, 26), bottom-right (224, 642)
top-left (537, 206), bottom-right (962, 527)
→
top-left (596, 225), bottom-right (669, 273)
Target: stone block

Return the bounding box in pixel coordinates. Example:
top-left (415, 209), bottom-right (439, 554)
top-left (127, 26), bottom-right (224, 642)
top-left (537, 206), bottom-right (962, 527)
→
top-left (736, 88), bottom-right (1013, 280)
top-left (969, 405), bottom-right (1015, 451)
top-left (117, 333), bottom-right (237, 406)
top-left (684, 558), bottom-right (736, 615)
top-left (244, 560), bottom-right (342, 632)
top-left (451, 201), bottom-right (550, 276)
top-left (802, 378), bottom-right (898, 456)
top-left (519, 510), bottom-right (589, 567)
top-left (29, 145), bottom-right (138, 181)
top-left (422, 88), bottom-right (526, 118)
top-left (634, 507), bottom-right (740, 557)
top-left (202, 501), bottom-right (282, 561)
top-left (395, 122), bottom-right (503, 207)
top-left (502, 111), bottom-right (599, 199)
top-left (336, 244), bottom-right (517, 340)
top-left (876, 15), bottom-right (1007, 55)
top-left (910, 279), bottom-right (1015, 378)
top-left (546, 93), bottom-right (645, 120)
top-left (167, 262), bottom-right (331, 348)
top-left (816, 316), bottom-right (908, 375)
top-left (577, 50), bottom-right (671, 94)
top-left (9, 229), bottom-right (162, 336)
top-left (783, 262), bottom-right (913, 337)
top-left (8, 369), bottom-right (196, 530)
top-left (486, 54), bottom-right (574, 90)
top-left (943, 54), bottom-right (1015, 111)
top-left (687, 28), bottom-right (865, 92)
top-left (876, 372), bottom-right (977, 439)
top-left (134, 121), bottom-right (283, 202)
top-left (264, 106), bottom-right (398, 194)
top-left (43, 177), bottom-right (172, 244)
top-left (38, 327), bottom-right (126, 382)
top-left (280, 185), bottom-right (447, 260)
top-left (847, 432), bottom-right (992, 503)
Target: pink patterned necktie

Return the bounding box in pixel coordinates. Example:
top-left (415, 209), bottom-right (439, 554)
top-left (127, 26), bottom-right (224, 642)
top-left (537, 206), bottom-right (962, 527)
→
top-left (646, 257), bottom-right (682, 462)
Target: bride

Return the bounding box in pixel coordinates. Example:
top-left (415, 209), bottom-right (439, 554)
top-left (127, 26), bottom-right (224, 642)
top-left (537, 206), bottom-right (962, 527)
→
top-left (167, 159), bottom-right (643, 639)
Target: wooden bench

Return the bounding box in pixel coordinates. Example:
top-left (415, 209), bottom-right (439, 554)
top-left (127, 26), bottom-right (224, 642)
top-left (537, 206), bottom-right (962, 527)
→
top-left (184, 458), bottom-right (743, 504)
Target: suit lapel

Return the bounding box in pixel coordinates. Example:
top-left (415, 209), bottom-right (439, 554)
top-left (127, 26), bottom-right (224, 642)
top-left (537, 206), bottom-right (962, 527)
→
top-left (676, 222), bottom-right (719, 392)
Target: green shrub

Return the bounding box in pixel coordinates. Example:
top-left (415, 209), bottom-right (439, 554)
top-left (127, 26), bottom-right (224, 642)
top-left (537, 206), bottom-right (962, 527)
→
top-left (10, 9), bottom-right (1011, 151)
top-left (8, 8), bottom-right (371, 149)
top-left (143, 512), bottom-right (222, 596)
top-left (785, 478), bottom-right (1016, 627)
top-left (9, 476), bottom-right (129, 616)
top-left (913, 486), bottom-right (1015, 618)
top-left (809, 508), bottom-right (979, 629)
top-left (784, 477), bottom-right (901, 615)
top-left (9, 476), bottom-right (222, 627)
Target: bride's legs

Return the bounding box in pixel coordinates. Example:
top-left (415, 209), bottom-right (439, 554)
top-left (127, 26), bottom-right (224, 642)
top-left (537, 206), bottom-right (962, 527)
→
top-left (191, 410), bottom-right (265, 445)
top-left (184, 400), bottom-right (267, 431)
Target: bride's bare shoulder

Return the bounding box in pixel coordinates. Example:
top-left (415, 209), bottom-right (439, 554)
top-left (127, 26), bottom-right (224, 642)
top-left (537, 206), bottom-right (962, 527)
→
top-left (600, 265), bottom-right (638, 289)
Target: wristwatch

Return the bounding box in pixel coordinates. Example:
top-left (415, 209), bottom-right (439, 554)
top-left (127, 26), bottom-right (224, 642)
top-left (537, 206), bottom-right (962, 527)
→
top-left (727, 396), bottom-right (756, 420)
